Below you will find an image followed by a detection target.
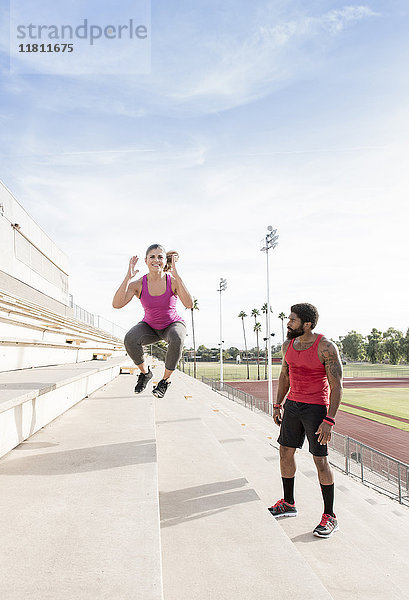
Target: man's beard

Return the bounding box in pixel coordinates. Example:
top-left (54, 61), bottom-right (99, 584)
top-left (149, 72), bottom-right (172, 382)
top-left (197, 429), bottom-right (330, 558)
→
top-left (287, 326), bottom-right (304, 340)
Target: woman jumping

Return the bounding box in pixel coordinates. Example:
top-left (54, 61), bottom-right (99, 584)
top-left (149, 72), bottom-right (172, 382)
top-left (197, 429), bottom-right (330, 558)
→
top-left (112, 244), bottom-right (193, 398)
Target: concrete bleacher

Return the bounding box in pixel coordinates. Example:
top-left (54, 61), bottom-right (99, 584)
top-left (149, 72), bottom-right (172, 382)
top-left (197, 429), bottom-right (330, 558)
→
top-left (1, 364), bottom-right (408, 599)
top-left (0, 290), bottom-right (125, 371)
top-left (0, 288), bottom-right (127, 457)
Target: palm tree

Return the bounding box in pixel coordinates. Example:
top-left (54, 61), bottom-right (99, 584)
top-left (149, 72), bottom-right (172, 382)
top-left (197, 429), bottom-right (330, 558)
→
top-left (254, 322), bottom-right (262, 380)
top-left (238, 311), bottom-right (250, 379)
top-left (251, 308), bottom-right (260, 325)
top-left (188, 298), bottom-right (199, 378)
top-left (251, 309), bottom-right (260, 376)
top-left (261, 303), bottom-right (273, 379)
top-left (278, 312), bottom-right (287, 346)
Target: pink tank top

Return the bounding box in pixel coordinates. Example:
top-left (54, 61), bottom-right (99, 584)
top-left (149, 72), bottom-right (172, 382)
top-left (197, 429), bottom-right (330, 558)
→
top-left (140, 274), bottom-right (183, 330)
top-left (285, 334), bottom-right (329, 406)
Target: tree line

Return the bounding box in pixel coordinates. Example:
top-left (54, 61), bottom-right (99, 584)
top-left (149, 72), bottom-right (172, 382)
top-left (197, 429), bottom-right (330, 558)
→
top-left (150, 302), bottom-right (409, 371)
top-left (335, 328), bottom-right (409, 364)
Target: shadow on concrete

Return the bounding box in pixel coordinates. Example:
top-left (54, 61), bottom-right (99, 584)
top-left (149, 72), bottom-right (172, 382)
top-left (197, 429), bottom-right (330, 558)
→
top-left (0, 383), bottom-right (56, 391)
top-left (160, 478), bottom-right (260, 528)
top-left (156, 418), bottom-right (202, 425)
top-left (302, 470), bottom-right (318, 479)
top-left (14, 441), bottom-right (60, 450)
top-left (0, 439), bottom-right (157, 476)
top-left (290, 532), bottom-right (325, 544)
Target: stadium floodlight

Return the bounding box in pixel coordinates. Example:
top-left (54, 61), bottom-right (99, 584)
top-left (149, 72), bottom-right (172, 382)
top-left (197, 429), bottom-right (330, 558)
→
top-left (260, 226), bottom-right (279, 414)
top-left (217, 278), bottom-right (227, 383)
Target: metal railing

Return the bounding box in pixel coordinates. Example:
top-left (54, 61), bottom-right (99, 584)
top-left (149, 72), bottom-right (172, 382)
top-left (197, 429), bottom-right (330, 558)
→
top-left (202, 376), bottom-right (409, 506)
top-left (93, 315), bottom-right (127, 340)
top-left (328, 432), bottom-right (409, 506)
top-left (68, 294), bottom-right (126, 340)
top-left (202, 377), bottom-right (272, 416)
top-left (148, 343), bottom-right (167, 363)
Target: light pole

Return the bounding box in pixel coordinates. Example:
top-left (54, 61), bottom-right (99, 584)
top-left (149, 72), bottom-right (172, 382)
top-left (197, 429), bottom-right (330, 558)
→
top-left (217, 277), bottom-right (227, 383)
top-left (260, 226), bottom-right (279, 414)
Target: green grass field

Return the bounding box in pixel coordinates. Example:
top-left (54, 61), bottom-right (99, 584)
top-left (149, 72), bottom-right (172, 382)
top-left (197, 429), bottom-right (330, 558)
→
top-left (340, 388), bottom-right (409, 431)
top-left (340, 405), bottom-right (409, 431)
top-left (184, 361), bottom-right (409, 381)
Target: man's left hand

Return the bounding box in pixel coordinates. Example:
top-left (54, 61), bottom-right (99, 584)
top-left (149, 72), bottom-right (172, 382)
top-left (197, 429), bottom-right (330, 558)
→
top-left (316, 421), bottom-right (333, 445)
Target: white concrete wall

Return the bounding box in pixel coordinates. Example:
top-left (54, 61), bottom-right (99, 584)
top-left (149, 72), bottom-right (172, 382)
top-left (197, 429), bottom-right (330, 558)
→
top-left (0, 181), bottom-right (69, 305)
top-left (0, 365), bottom-right (121, 458)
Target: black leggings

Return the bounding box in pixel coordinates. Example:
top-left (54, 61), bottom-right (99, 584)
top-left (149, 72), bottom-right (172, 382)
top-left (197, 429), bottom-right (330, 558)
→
top-left (124, 321), bottom-right (186, 371)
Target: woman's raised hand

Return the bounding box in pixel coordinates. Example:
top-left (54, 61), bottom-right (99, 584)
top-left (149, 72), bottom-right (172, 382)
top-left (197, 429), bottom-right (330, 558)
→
top-left (127, 256), bottom-right (139, 279)
top-left (168, 253), bottom-right (179, 277)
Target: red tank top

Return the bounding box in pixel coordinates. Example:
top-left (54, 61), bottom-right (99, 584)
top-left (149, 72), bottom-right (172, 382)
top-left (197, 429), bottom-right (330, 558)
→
top-left (285, 334), bottom-right (329, 406)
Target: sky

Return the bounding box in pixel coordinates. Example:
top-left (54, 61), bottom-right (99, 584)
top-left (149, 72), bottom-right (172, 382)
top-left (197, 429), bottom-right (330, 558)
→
top-left (1, 1), bottom-right (408, 349)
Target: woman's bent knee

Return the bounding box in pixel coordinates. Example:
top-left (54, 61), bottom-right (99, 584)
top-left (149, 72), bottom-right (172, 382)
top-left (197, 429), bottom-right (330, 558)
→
top-left (166, 324), bottom-right (186, 346)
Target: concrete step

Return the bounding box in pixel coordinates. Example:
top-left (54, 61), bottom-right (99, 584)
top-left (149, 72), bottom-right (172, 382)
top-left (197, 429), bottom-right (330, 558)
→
top-left (175, 371), bottom-right (409, 600)
top-left (0, 357), bottom-right (128, 458)
top-left (153, 367), bottom-right (334, 600)
top-left (0, 373), bottom-right (163, 600)
top-left (0, 337), bottom-right (125, 372)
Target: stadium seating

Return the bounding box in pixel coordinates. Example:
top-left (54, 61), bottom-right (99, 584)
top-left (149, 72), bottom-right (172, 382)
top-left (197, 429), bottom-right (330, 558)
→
top-left (0, 289), bottom-right (125, 371)
top-left (0, 288), bottom-right (127, 457)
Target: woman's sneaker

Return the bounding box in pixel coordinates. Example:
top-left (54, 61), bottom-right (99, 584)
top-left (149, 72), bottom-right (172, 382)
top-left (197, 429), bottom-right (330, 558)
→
top-left (268, 499), bottom-right (298, 518)
top-left (313, 513), bottom-right (339, 538)
top-left (152, 379), bottom-right (170, 398)
top-left (134, 368), bottom-right (153, 393)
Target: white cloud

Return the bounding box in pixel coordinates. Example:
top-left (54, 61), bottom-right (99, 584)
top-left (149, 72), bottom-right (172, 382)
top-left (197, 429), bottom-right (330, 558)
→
top-left (0, 4), bottom-right (379, 117)
top-left (160, 5), bottom-right (379, 110)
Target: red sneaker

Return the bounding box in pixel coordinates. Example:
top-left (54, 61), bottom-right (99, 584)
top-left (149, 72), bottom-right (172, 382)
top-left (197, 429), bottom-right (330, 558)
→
top-left (268, 498), bottom-right (298, 518)
top-left (313, 513), bottom-right (339, 538)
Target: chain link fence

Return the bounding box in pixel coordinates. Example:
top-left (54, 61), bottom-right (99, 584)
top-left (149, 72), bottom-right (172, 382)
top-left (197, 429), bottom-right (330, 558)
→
top-left (343, 364), bottom-right (409, 378)
top-left (328, 431), bottom-right (409, 505)
top-left (202, 376), bottom-right (409, 506)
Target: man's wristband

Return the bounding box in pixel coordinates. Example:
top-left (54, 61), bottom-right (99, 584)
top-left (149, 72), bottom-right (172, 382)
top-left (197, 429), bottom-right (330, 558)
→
top-left (273, 404), bottom-right (282, 409)
top-left (323, 416), bottom-right (335, 426)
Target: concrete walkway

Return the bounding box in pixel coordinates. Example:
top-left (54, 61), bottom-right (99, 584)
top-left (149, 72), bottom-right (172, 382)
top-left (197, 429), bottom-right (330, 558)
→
top-left (155, 376), bottom-right (332, 600)
top-left (0, 372), bottom-right (162, 600)
top-left (1, 363), bottom-right (408, 599)
top-left (183, 374), bottom-right (409, 600)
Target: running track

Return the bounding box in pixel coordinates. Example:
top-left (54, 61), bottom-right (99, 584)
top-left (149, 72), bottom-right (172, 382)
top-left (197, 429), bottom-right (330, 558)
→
top-left (226, 379), bottom-right (409, 464)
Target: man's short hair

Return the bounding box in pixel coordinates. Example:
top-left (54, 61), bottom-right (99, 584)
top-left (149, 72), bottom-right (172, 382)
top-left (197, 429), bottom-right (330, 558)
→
top-left (291, 303), bottom-right (319, 329)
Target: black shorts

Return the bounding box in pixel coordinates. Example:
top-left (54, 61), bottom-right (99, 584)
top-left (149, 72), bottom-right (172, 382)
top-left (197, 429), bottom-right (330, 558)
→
top-left (277, 399), bottom-right (328, 457)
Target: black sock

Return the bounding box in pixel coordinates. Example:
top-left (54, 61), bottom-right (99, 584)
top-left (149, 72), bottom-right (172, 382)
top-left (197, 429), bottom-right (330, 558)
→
top-left (282, 477), bottom-right (295, 505)
top-left (320, 483), bottom-right (335, 516)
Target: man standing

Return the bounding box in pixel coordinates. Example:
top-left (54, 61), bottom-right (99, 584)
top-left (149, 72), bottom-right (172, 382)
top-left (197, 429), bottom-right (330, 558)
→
top-left (269, 303), bottom-right (343, 538)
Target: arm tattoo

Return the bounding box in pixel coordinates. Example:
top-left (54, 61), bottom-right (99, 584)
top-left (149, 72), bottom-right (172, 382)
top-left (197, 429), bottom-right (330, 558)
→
top-left (320, 340), bottom-right (343, 384)
top-left (326, 359), bottom-right (343, 380)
